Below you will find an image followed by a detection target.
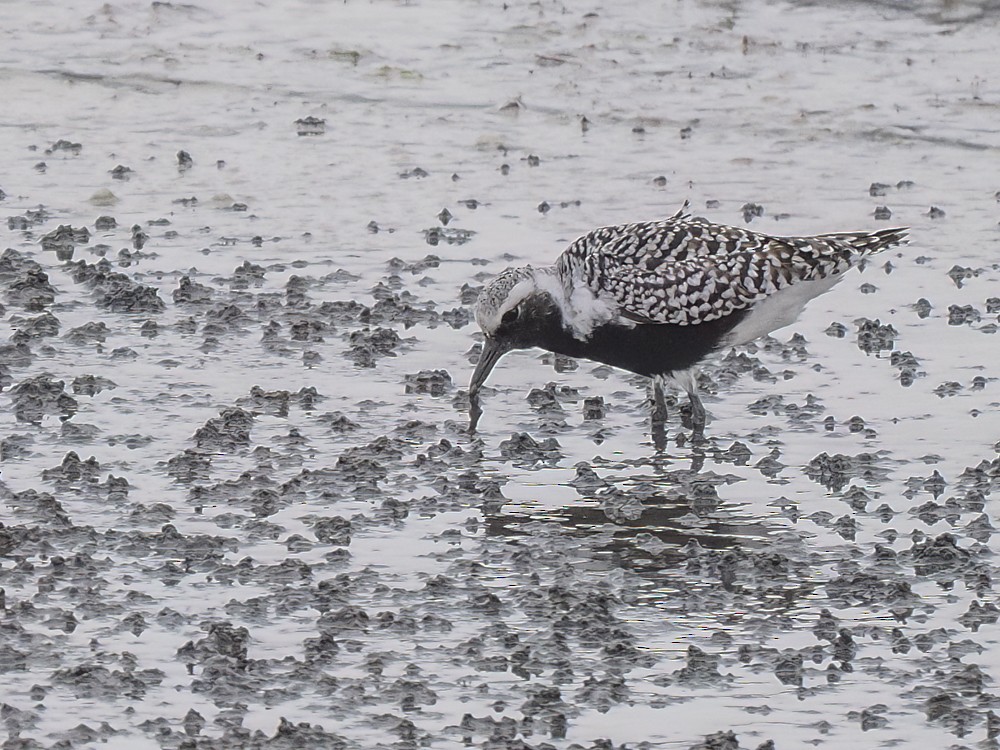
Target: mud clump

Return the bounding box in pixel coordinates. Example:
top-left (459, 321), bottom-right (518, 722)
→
top-left (947, 265), bottom-right (978, 288)
top-left (855, 317), bottom-right (897, 354)
top-left (347, 327), bottom-right (401, 367)
top-left (179, 622), bottom-right (250, 663)
top-left (422, 226), bottom-right (476, 246)
top-left (10, 374), bottom-right (78, 422)
top-left (71, 374), bottom-right (117, 396)
top-left (909, 533), bottom-right (974, 580)
top-left (387, 254), bottom-right (441, 274)
top-left (193, 408), bottom-right (255, 451)
top-left (42, 451), bottom-right (102, 484)
top-left (0, 336), bottom-right (32, 369)
top-left (11, 311), bottom-right (60, 338)
top-left (229, 260), bottom-right (266, 289)
top-left (40, 224), bottom-right (90, 259)
top-left (314, 516), bottom-right (352, 546)
top-left (4, 267), bottom-right (57, 310)
top-left (45, 139), bottom-right (83, 155)
top-left (405, 369), bottom-right (452, 396)
top-left (51, 662), bottom-right (163, 701)
top-left (368, 289), bottom-right (440, 327)
top-left (947, 304), bottom-right (981, 326)
top-left (289, 318), bottom-right (326, 342)
top-left (173, 275), bottom-right (215, 304)
top-left (319, 411), bottom-right (360, 433)
top-left (165, 449), bottom-right (213, 483)
top-left (68, 258), bottom-right (166, 313)
top-left (319, 299), bottom-right (370, 326)
top-left (295, 115), bottom-right (326, 135)
top-left (805, 452), bottom-right (889, 491)
top-left (65, 321), bottom-right (110, 344)
top-left (891, 350), bottom-right (923, 386)
top-left (236, 386), bottom-right (292, 417)
top-left (499, 433), bottom-right (562, 463)
top-left (583, 396), bottom-right (606, 420)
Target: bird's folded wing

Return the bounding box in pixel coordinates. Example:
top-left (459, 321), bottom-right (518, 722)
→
top-left (588, 241), bottom-right (850, 326)
top-left (567, 216), bottom-right (770, 269)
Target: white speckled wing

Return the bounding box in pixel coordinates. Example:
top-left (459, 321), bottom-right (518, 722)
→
top-left (558, 212), bottom-right (907, 326)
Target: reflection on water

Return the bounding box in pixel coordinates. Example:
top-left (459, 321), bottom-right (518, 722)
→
top-left (487, 450), bottom-right (775, 570)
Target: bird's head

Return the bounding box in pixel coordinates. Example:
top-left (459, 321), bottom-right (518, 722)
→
top-left (468, 266), bottom-right (561, 410)
top-left (473, 266), bottom-right (537, 336)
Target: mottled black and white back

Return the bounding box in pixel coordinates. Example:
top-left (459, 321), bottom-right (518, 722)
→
top-left (556, 207), bottom-right (907, 327)
top-left (469, 206), bottom-right (908, 442)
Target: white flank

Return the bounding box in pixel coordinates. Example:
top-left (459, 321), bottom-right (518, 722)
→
top-left (723, 274), bottom-right (843, 347)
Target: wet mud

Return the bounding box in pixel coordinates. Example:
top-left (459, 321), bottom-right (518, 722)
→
top-left (1, 0), bottom-right (999, 748)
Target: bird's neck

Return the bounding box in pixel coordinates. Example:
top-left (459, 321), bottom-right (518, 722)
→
top-left (521, 298), bottom-right (591, 359)
top-left (534, 264), bottom-right (623, 341)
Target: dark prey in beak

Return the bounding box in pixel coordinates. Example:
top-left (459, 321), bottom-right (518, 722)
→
top-left (468, 337), bottom-right (511, 433)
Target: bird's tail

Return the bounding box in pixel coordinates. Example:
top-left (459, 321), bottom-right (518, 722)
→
top-left (816, 227), bottom-right (909, 255)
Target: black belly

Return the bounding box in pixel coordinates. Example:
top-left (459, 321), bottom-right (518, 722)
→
top-left (536, 311), bottom-right (749, 378)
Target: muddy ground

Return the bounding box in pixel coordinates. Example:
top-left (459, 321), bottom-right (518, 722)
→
top-left (1, 0), bottom-right (999, 748)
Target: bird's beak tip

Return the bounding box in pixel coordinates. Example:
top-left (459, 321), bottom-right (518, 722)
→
top-left (467, 337), bottom-right (511, 430)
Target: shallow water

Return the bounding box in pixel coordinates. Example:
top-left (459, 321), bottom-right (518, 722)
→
top-left (1, 0), bottom-right (999, 748)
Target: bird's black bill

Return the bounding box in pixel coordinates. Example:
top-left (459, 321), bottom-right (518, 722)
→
top-left (468, 338), bottom-right (511, 433)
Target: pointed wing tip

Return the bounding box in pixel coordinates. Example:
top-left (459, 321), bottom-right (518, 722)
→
top-left (670, 200), bottom-right (692, 220)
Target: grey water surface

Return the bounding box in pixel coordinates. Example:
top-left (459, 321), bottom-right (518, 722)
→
top-left (1, 0), bottom-right (999, 748)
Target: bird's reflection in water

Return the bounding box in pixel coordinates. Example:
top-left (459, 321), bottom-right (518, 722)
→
top-left (484, 448), bottom-right (777, 576)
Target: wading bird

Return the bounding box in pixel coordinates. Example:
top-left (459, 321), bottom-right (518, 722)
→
top-left (468, 205), bottom-right (906, 446)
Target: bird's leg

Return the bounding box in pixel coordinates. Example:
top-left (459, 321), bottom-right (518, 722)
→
top-left (651, 376), bottom-right (668, 452)
top-left (687, 390), bottom-right (706, 442)
top-left (652, 376), bottom-right (668, 422)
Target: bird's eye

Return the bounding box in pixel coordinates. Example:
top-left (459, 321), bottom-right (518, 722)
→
top-left (501, 307), bottom-right (519, 325)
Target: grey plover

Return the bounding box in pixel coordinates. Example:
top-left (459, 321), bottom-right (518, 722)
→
top-left (468, 205), bottom-right (907, 442)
